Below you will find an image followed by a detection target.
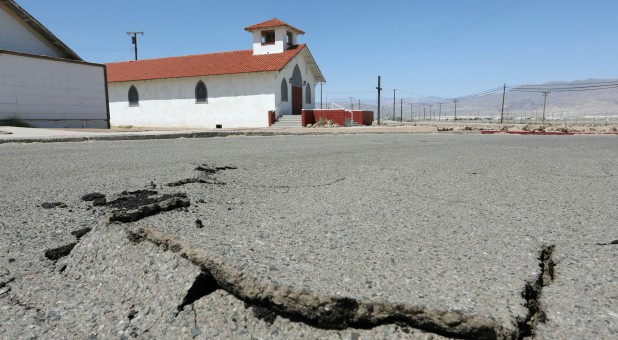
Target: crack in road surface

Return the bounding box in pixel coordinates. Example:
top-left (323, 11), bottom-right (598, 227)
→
top-left (596, 240), bottom-right (618, 246)
top-left (167, 164), bottom-right (236, 187)
top-left (44, 227), bottom-right (94, 261)
top-left (253, 177), bottom-right (346, 189)
top-left (516, 245), bottom-right (556, 339)
top-left (129, 227), bottom-right (511, 339)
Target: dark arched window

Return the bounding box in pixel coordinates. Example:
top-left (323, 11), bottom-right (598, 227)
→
top-left (128, 85), bottom-right (139, 107)
top-left (305, 84), bottom-right (312, 104)
top-left (195, 81), bottom-right (207, 103)
top-left (281, 78), bottom-right (288, 102)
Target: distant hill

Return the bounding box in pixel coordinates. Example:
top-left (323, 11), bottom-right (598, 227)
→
top-left (325, 79), bottom-right (618, 119)
top-left (455, 79), bottom-right (618, 118)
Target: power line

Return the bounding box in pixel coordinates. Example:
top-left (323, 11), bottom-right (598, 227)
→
top-left (380, 0), bottom-right (518, 72)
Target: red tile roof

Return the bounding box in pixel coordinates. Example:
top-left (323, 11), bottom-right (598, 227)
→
top-left (244, 18), bottom-right (305, 35)
top-left (106, 44), bottom-right (306, 83)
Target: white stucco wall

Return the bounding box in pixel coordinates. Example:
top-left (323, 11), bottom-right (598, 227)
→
top-left (0, 52), bottom-right (109, 128)
top-left (0, 5), bottom-right (61, 57)
top-left (108, 72), bottom-right (277, 129)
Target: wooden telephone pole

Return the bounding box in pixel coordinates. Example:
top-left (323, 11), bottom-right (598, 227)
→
top-left (127, 32), bottom-right (144, 60)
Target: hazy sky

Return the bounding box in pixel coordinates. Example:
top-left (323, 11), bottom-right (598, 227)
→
top-left (15, 0), bottom-right (618, 100)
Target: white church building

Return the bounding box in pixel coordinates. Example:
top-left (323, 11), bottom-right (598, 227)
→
top-left (0, 0), bottom-right (109, 128)
top-left (106, 18), bottom-right (325, 129)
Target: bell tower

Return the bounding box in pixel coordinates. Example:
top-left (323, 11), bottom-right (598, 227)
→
top-left (244, 18), bottom-right (304, 56)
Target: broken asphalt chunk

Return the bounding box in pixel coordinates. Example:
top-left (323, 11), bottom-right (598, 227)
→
top-left (44, 243), bottom-right (77, 261)
top-left (41, 202), bottom-right (67, 209)
top-left (70, 227), bottom-right (92, 240)
top-left (81, 192), bottom-right (106, 201)
top-left (108, 193), bottom-right (190, 223)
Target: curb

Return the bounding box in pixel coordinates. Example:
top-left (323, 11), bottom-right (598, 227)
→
top-left (0, 128), bottom-right (440, 144)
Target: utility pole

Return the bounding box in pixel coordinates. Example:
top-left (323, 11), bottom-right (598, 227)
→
top-left (393, 89), bottom-right (396, 121)
top-left (410, 103), bottom-right (413, 121)
top-left (400, 98), bottom-right (403, 122)
top-left (500, 83), bottom-right (506, 124)
top-left (376, 76), bottom-right (382, 124)
top-left (454, 99), bottom-right (459, 120)
top-left (349, 97), bottom-right (354, 110)
top-left (542, 91), bottom-right (550, 124)
top-left (439, 103), bottom-right (442, 121)
top-left (358, 99), bottom-right (361, 111)
top-left (127, 32), bottom-right (144, 60)
top-left (429, 105), bottom-right (433, 121)
top-left (423, 107), bottom-right (426, 120)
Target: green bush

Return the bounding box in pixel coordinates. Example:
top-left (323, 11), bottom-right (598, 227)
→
top-left (0, 115), bottom-right (34, 128)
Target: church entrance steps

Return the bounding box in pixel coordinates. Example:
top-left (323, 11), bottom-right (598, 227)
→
top-left (271, 115), bottom-right (303, 128)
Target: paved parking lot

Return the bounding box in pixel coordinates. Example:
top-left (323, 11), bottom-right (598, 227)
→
top-left (0, 133), bottom-right (616, 339)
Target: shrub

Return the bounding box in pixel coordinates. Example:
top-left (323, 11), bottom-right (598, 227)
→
top-left (0, 115), bottom-right (34, 128)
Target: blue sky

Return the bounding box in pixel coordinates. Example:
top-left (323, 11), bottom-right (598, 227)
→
top-left (16, 0), bottom-right (618, 100)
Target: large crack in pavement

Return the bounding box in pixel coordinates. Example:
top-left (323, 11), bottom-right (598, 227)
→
top-left (167, 164), bottom-right (236, 187)
top-left (129, 227), bottom-right (511, 339)
top-left (516, 244), bottom-right (556, 339)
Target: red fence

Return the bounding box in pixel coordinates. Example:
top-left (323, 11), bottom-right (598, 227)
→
top-left (302, 110), bottom-right (374, 127)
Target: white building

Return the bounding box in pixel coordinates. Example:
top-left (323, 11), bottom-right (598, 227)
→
top-left (0, 0), bottom-right (109, 128)
top-left (106, 18), bottom-right (325, 129)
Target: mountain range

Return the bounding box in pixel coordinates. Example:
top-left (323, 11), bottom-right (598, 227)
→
top-left (327, 79), bottom-right (618, 119)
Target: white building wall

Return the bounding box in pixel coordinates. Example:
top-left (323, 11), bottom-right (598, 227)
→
top-left (0, 52), bottom-right (109, 128)
top-left (273, 50), bottom-right (317, 118)
top-left (0, 6), bottom-right (61, 57)
top-left (108, 72), bottom-right (277, 129)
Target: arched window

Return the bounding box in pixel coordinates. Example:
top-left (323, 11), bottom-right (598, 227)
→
top-left (291, 65), bottom-right (302, 87)
top-left (305, 84), bottom-right (312, 104)
top-left (195, 81), bottom-right (207, 103)
top-left (128, 85), bottom-right (139, 107)
top-left (281, 78), bottom-right (288, 102)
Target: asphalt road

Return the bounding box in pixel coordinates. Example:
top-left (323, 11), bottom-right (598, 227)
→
top-left (0, 133), bottom-right (616, 339)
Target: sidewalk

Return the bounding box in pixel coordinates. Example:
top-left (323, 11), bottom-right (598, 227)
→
top-left (0, 125), bottom-right (439, 144)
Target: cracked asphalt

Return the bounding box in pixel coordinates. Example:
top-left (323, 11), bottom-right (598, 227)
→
top-left (0, 133), bottom-right (616, 339)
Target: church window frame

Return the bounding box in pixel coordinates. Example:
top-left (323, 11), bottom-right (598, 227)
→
top-left (261, 30), bottom-right (275, 45)
top-left (305, 84), bottom-right (312, 104)
top-left (195, 80), bottom-right (208, 104)
top-left (281, 78), bottom-right (288, 102)
top-left (128, 85), bottom-right (139, 107)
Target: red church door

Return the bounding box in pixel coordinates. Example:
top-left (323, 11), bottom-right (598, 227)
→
top-left (292, 86), bottom-right (302, 115)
